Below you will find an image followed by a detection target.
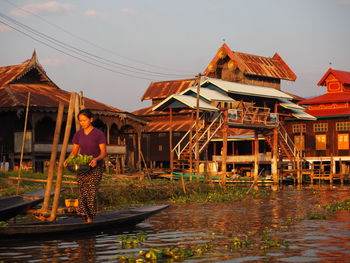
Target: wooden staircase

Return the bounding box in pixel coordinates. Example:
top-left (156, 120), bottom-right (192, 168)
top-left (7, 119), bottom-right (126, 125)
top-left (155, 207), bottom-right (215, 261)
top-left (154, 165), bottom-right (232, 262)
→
top-left (264, 123), bottom-right (302, 168)
top-left (172, 112), bottom-right (224, 171)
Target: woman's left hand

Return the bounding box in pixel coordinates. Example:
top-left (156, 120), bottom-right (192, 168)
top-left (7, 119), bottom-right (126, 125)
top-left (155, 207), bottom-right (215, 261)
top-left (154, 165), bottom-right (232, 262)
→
top-left (89, 158), bottom-right (97, 167)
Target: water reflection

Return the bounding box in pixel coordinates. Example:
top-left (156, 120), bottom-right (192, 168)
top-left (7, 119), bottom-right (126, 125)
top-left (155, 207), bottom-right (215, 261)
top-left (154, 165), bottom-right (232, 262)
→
top-left (0, 185), bottom-right (349, 262)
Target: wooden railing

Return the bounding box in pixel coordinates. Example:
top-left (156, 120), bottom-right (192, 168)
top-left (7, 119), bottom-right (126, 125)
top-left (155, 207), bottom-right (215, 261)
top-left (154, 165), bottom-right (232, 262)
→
top-left (228, 105), bottom-right (278, 127)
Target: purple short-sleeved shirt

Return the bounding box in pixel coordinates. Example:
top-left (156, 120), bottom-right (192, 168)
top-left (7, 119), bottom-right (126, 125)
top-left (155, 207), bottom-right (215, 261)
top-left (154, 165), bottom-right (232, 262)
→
top-left (72, 127), bottom-right (106, 166)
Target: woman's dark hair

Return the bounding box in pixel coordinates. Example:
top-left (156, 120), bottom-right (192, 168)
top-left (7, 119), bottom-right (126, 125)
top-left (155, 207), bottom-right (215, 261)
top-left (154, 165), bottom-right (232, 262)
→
top-left (78, 109), bottom-right (94, 119)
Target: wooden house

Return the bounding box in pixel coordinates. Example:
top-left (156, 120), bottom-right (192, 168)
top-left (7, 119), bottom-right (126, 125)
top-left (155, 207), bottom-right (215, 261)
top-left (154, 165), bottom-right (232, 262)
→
top-left (0, 51), bottom-right (147, 172)
top-left (134, 43), bottom-right (312, 180)
top-left (286, 68), bottom-right (350, 179)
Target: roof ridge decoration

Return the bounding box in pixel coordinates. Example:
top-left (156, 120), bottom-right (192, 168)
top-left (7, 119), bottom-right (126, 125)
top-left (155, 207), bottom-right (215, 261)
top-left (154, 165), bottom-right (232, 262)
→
top-left (8, 50), bottom-right (59, 88)
top-left (205, 43), bottom-right (297, 81)
top-left (317, 68), bottom-right (350, 86)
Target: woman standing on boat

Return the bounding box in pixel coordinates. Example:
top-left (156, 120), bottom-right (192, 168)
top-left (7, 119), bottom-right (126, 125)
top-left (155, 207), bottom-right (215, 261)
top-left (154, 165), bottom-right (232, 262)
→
top-left (65, 109), bottom-right (106, 223)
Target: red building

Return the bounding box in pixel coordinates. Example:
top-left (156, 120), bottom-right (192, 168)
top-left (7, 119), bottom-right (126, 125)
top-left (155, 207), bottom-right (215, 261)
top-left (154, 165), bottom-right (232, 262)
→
top-left (287, 68), bottom-right (350, 176)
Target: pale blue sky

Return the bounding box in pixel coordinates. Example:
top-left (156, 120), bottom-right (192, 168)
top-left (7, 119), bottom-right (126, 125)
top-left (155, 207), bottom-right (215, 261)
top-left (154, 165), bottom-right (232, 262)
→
top-left (1, 0), bottom-right (349, 111)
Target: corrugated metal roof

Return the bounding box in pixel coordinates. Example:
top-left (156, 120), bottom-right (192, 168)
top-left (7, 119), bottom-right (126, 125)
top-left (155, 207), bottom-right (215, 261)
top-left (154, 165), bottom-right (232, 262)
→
top-left (290, 109), bottom-right (316, 120)
top-left (0, 52), bottom-right (147, 124)
top-left (0, 84), bottom-right (124, 112)
top-left (278, 98), bottom-right (305, 110)
top-left (203, 78), bottom-right (293, 100)
top-left (299, 93), bottom-right (350, 105)
top-left (152, 94), bottom-right (218, 112)
top-left (318, 68), bottom-right (350, 86)
top-left (182, 87), bottom-right (235, 102)
top-left (141, 78), bottom-right (196, 101)
top-left (0, 51), bottom-right (57, 88)
top-left (205, 43), bottom-right (296, 81)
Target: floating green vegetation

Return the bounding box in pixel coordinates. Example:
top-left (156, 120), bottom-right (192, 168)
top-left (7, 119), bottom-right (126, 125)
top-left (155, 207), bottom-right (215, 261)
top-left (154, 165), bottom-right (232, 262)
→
top-left (304, 199), bottom-right (350, 220)
top-left (118, 244), bottom-right (213, 262)
top-left (259, 236), bottom-right (287, 250)
top-left (169, 186), bottom-right (268, 203)
top-left (0, 221), bottom-right (9, 227)
top-left (306, 213), bottom-right (328, 220)
top-left (283, 217), bottom-right (303, 225)
top-left (116, 233), bottom-right (148, 249)
top-left (226, 235), bottom-right (250, 249)
top-left (323, 199), bottom-right (350, 213)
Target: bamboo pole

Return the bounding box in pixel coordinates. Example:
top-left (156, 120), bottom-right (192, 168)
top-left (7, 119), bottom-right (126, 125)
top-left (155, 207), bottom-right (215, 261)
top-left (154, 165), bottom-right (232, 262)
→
top-left (50, 93), bottom-right (76, 221)
top-left (79, 91), bottom-right (85, 109)
top-left (74, 94), bottom-right (81, 131)
top-left (16, 92), bottom-right (31, 195)
top-left (9, 176), bottom-right (77, 184)
top-left (41, 102), bottom-right (64, 213)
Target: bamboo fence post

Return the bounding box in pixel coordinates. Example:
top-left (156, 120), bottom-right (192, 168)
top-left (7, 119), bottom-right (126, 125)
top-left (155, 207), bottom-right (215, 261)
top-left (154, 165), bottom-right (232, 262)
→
top-left (50, 93), bottom-right (76, 221)
top-left (41, 102), bottom-right (64, 214)
top-left (16, 92), bottom-right (30, 195)
top-left (79, 91), bottom-right (85, 109)
top-left (74, 94), bottom-right (81, 131)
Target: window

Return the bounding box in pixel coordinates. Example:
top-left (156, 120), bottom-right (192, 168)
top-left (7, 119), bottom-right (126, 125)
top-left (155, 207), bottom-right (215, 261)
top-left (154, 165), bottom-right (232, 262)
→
top-left (336, 122), bottom-right (350, 131)
top-left (294, 135), bottom-right (304, 151)
top-left (314, 123), bottom-right (328, 132)
top-left (292, 124), bottom-right (306, 133)
top-left (315, 134), bottom-right (327, 150)
top-left (158, 145), bottom-right (163, 151)
top-left (338, 134), bottom-right (349, 150)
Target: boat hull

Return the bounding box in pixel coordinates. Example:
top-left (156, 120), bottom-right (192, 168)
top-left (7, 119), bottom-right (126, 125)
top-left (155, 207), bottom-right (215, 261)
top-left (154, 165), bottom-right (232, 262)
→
top-left (0, 204), bottom-right (170, 237)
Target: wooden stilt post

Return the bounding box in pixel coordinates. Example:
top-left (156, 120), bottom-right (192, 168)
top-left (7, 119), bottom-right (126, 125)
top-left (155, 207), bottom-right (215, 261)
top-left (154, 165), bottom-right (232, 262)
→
top-left (221, 109), bottom-right (228, 186)
top-left (169, 108), bottom-right (174, 175)
top-left (41, 102), bottom-right (64, 214)
top-left (330, 155), bottom-right (334, 185)
top-left (137, 130), bottom-right (142, 172)
top-left (272, 103), bottom-right (279, 185)
top-left (254, 130), bottom-right (259, 182)
top-left (189, 110), bottom-right (194, 181)
top-left (195, 73), bottom-right (201, 179)
top-left (50, 93), bottom-right (76, 221)
top-left (16, 92), bottom-right (30, 195)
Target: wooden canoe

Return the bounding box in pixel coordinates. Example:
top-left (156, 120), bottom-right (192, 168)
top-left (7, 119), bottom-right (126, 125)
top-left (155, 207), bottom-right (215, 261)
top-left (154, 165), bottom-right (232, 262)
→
top-left (0, 204), bottom-right (170, 237)
top-left (0, 189), bottom-right (49, 221)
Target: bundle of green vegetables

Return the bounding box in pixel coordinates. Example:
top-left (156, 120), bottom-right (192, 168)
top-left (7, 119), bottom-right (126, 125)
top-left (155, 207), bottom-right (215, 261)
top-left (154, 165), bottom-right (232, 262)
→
top-left (66, 154), bottom-right (93, 166)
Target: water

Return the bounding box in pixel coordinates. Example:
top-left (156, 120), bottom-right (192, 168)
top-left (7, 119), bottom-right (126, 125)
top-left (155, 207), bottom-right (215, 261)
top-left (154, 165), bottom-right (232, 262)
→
top-left (1, 185), bottom-right (349, 262)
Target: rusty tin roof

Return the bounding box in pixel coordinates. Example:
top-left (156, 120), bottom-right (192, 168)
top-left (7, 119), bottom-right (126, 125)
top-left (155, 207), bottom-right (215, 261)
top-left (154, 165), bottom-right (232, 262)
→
top-left (0, 51), bottom-right (147, 124)
top-left (141, 78), bottom-right (196, 101)
top-left (205, 43), bottom-right (297, 81)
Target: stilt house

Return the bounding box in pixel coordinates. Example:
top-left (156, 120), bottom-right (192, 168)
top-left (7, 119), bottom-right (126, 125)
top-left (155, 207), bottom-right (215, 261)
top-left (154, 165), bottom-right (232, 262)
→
top-left (0, 51), bottom-right (147, 172)
top-left (134, 43), bottom-right (314, 180)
